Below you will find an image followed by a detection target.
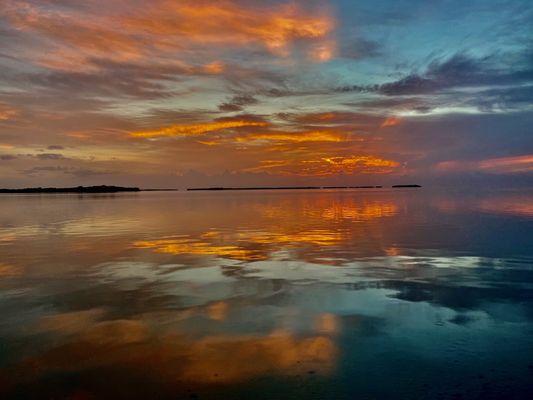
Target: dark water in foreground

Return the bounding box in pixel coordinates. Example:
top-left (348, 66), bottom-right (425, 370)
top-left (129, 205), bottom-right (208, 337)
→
top-left (0, 188), bottom-right (532, 399)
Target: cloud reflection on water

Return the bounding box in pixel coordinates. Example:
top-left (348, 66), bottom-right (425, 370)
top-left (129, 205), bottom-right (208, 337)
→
top-left (0, 189), bottom-right (532, 399)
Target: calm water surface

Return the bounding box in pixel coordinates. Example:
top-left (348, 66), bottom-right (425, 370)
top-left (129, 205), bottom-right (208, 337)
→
top-left (0, 189), bottom-right (532, 399)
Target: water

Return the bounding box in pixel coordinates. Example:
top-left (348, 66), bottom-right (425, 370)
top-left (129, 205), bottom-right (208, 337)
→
top-left (0, 188), bottom-right (532, 399)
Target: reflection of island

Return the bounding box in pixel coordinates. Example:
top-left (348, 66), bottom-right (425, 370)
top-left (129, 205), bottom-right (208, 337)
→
top-left (0, 185), bottom-right (141, 194)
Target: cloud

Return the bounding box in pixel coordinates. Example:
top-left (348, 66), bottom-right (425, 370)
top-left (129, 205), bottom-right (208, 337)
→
top-left (0, 1), bottom-right (531, 187)
top-left (36, 153), bottom-right (65, 160)
top-left (339, 52), bottom-right (533, 97)
top-left (235, 130), bottom-right (347, 144)
top-left (22, 165), bottom-right (114, 177)
top-left (436, 154), bottom-right (533, 175)
top-left (218, 94), bottom-right (259, 112)
top-left (380, 116), bottom-right (401, 128)
top-left (0, 103), bottom-right (18, 121)
top-left (131, 120), bottom-right (269, 139)
top-left (2, 0), bottom-right (335, 71)
top-left (244, 155), bottom-right (401, 176)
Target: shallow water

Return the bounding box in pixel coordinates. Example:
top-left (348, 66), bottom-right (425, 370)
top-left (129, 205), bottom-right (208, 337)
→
top-left (0, 188), bottom-right (532, 399)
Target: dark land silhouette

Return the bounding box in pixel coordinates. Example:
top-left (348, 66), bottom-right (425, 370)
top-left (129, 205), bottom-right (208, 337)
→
top-left (0, 185), bottom-right (141, 194)
top-left (1, 185), bottom-right (421, 194)
top-left (391, 184), bottom-right (422, 188)
top-left (187, 185), bottom-right (418, 191)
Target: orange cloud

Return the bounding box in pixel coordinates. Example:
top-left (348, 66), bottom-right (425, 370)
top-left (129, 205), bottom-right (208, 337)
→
top-left (4, 0), bottom-right (335, 71)
top-left (203, 60), bottom-right (225, 74)
top-left (288, 111), bottom-right (381, 129)
top-left (436, 154), bottom-right (533, 174)
top-left (478, 154), bottom-right (533, 173)
top-left (380, 116), bottom-right (401, 128)
top-left (237, 130), bottom-right (346, 143)
top-left (309, 41), bottom-right (336, 62)
top-left (247, 155), bottom-right (400, 176)
top-left (131, 120), bottom-right (269, 139)
top-left (0, 103), bottom-right (18, 121)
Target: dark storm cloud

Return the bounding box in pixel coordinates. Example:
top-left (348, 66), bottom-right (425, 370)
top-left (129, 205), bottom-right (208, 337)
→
top-left (47, 145), bottom-right (64, 150)
top-left (0, 154), bottom-right (17, 161)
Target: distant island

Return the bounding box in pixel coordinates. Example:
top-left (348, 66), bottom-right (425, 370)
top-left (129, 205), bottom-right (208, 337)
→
top-left (187, 185), bottom-right (419, 191)
top-left (391, 184), bottom-right (422, 188)
top-left (0, 184), bottom-right (421, 194)
top-left (0, 185), bottom-right (141, 194)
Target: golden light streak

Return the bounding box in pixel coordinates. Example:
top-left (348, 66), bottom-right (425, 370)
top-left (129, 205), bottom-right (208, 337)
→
top-left (238, 130), bottom-right (345, 143)
top-left (131, 121), bottom-right (269, 139)
top-left (246, 156), bottom-right (401, 176)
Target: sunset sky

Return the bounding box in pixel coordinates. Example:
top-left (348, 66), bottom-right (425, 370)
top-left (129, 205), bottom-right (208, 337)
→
top-left (0, 0), bottom-right (532, 188)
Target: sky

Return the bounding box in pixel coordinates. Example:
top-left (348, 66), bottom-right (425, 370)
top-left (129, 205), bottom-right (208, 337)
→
top-left (0, 0), bottom-right (532, 188)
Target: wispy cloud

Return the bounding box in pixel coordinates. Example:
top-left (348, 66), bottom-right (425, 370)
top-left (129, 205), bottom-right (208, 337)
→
top-left (436, 155), bottom-right (533, 174)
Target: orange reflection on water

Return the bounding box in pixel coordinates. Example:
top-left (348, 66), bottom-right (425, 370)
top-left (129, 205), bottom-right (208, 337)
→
top-left (132, 229), bottom-right (344, 260)
top-left (8, 309), bottom-right (339, 392)
top-left (314, 313), bottom-right (340, 335)
top-left (322, 202), bottom-right (398, 220)
top-left (476, 196), bottom-right (533, 218)
top-left (206, 301), bottom-right (229, 321)
top-left (435, 193), bottom-right (533, 218)
top-left (0, 263), bottom-right (22, 277)
top-left (244, 230), bottom-right (344, 246)
top-left (182, 331), bottom-right (336, 383)
top-left (132, 237), bottom-right (266, 261)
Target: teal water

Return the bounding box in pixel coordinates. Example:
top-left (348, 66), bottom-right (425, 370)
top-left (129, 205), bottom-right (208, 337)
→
top-left (0, 189), bottom-right (532, 399)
